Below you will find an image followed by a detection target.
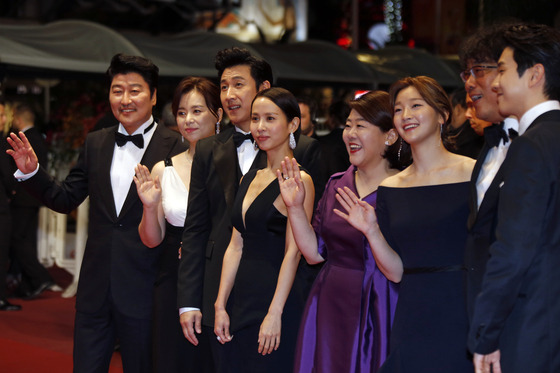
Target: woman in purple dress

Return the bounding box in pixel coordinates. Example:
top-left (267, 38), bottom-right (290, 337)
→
top-left (335, 77), bottom-right (475, 372)
top-left (278, 91), bottom-right (403, 373)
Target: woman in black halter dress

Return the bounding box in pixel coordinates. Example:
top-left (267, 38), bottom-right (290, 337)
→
top-left (214, 88), bottom-right (315, 373)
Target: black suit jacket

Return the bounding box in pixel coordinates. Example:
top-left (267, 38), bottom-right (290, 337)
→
top-left (464, 126), bottom-right (506, 322)
top-left (468, 110), bottom-right (560, 372)
top-left (21, 123), bottom-right (185, 318)
top-left (178, 126), bottom-right (322, 327)
top-left (11, 127), bottom-right (48, 208)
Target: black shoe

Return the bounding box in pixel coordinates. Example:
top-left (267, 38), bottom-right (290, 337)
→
top-left (0, 298), bottom-right (22, 311)
top-left (23, 280), bottom-right (55, 300)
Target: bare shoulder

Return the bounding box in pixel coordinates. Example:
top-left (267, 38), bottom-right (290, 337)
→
top-left (451, 153), bottom-right (475, 181)
top-left (150, 159), bottom-right (166, 179)
top-left (380, 167), bottom-right (408, 188)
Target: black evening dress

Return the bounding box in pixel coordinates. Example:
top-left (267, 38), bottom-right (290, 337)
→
top-left (227, 169), bottom-right (305, 373)
top-left (376, 182), bottom-right (473, 373)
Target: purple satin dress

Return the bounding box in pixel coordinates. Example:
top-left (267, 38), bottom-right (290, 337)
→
top-left (294, 166), bottom-right (399, 373)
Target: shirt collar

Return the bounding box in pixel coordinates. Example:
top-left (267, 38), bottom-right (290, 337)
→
top-left (519, 101), bottom-right (560, 136)
top-left (235, 126), bottom-right (251, 135)
top-left (117, 115), bottom-right (154, 136)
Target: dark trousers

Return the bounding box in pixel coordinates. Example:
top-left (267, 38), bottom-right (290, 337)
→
top-left (10, 206), bottom-right (51, 289)
top-left (0, 209), bottom-right (10, 299)
top-left (73, 293), bottom-right (152, 373)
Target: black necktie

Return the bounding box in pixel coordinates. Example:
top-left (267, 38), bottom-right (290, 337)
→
top-left (115, 121), bottom-right (155, 149)
top-left (484, 123), bottom-right (514, 148)
top-left (233, 132), bottom-right (253, 147)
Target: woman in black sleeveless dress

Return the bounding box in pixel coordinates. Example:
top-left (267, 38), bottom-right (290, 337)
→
top-left (214, 88), bottom-right (315, 373)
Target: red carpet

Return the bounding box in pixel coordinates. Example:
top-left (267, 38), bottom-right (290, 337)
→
top-left (0, 267), bottom-right (122, 372)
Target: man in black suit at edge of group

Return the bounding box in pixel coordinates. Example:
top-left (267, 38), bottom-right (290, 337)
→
top-left (0, 100), bottom-right (21, 311)
top-left (458, 22), bottom-right (520, 324)
top-left (467, 23), bottom-right (560, 373)
top-left (8, 103), bottom-right (55, 300)
top-left (177, 47), bottom-right (323, 373)
top-left (6, 54), bottom-right (185, 372)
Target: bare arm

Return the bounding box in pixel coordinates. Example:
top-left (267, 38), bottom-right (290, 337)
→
top-left (334, 186), bottom-right (403, 282)
top-left (214, 228), bottom-right (244, 344)
top-left (278, 157), bottom-right (323, 264)
top-left (257, 177), bottom-right (315, 355)
top-left (134, 163), bottom-right (166, 248)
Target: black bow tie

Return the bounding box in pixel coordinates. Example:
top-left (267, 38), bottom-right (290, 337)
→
top-left (116, 132), bottom-right (144, 148)
top-left (115, 121), bottom-right (155, 149)
top-left (484, 123), bottom-right (518, 148)
top-left (233, 132), bottom-right (253, 147)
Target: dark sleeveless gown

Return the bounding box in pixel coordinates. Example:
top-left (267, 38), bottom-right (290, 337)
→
top-left (227, 169), bottom-right (305, 373)
top-left (376, 182), bottom-right (473, 373)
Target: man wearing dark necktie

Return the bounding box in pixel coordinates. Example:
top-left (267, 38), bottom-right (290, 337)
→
top-left (459, 23), bottom-right (521, 327)
top-left (6, 54), bottom-right (185, 372)
top-left (177, 47), bottom-right (323, 373)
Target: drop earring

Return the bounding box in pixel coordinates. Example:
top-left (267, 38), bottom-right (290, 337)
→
top-left (215, 121), bottom-right (221, 134)
top-left (398, 138), bottom-right (403, 161)
top-left (289, 132), bottom-right (296, 150)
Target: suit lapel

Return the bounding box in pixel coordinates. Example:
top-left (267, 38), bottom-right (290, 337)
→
top-left (214, 129), bottom-right (239, 210)
top-left (97, 127), bottom-right (119, 221)
top-left (118, 124), bottom-right (179, 218)
top-left (467, 144), bottom-right (490, 228)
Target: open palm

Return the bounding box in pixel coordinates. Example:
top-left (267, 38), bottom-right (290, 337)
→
top-left (133, 164), bottom-right (161, 208)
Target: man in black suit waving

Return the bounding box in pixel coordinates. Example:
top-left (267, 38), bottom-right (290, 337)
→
top-left (468, 24), bottom-right (560, 373)
top-left (7, 54), bottom-right (185, 372)
top-left (178, 47), bottom-right (322, 372)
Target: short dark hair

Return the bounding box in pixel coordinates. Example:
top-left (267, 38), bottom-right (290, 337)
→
top-left (450, 87), bottom-right (467, 109)
top-left (459, 22), bottom-right (514, 69)
top-left (215, 47), bottom-right (273, 89)
top-left (501, 23), bottom-right (560, 100)
top-left (12, 102), bottom-right (35, 124)
top-left (328, 100), bottom-right (351, 128)
top-left (171, 77), bottom-right (222, 120)
top-left (296, 96), bottom-right (319, 124)
top-left (252, 87), bottom-right (301, 143)
top-left (349, 91), bottom-right (403, 169)
top-left (106, 53), bottom-right (159, 97)
top-left (389, 76), bottom-right (454, 161)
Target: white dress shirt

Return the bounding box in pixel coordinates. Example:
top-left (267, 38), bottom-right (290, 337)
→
top-left (476, 117), bottom-right (519, 209)
top-left (475, 100), bottom-right (560, 209)
top-left (235, 127), bottom-right (259, 175)
top-left (111, 117), bottom-right (156, 216)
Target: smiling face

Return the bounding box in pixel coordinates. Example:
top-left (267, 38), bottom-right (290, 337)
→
top-left (343, 108), bottom-right (389, 169)
top-left (220, 64), bottom-right (261, 132)
top-left (250, 97), bottom-right (297, 153)
top-left (492, 47), bottom-right (530, 120)
top-left (393, 86), bottom-right (444, 146)
top-left (464, 59), bottom-right (503, 124)
top-left (109, 72), bottom-right (156, 134)
top-left (176, 89), bottom-right (220, 146)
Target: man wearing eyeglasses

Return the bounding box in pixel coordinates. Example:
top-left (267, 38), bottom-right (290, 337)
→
top-left (458, 23), bottom-right (520, 326)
